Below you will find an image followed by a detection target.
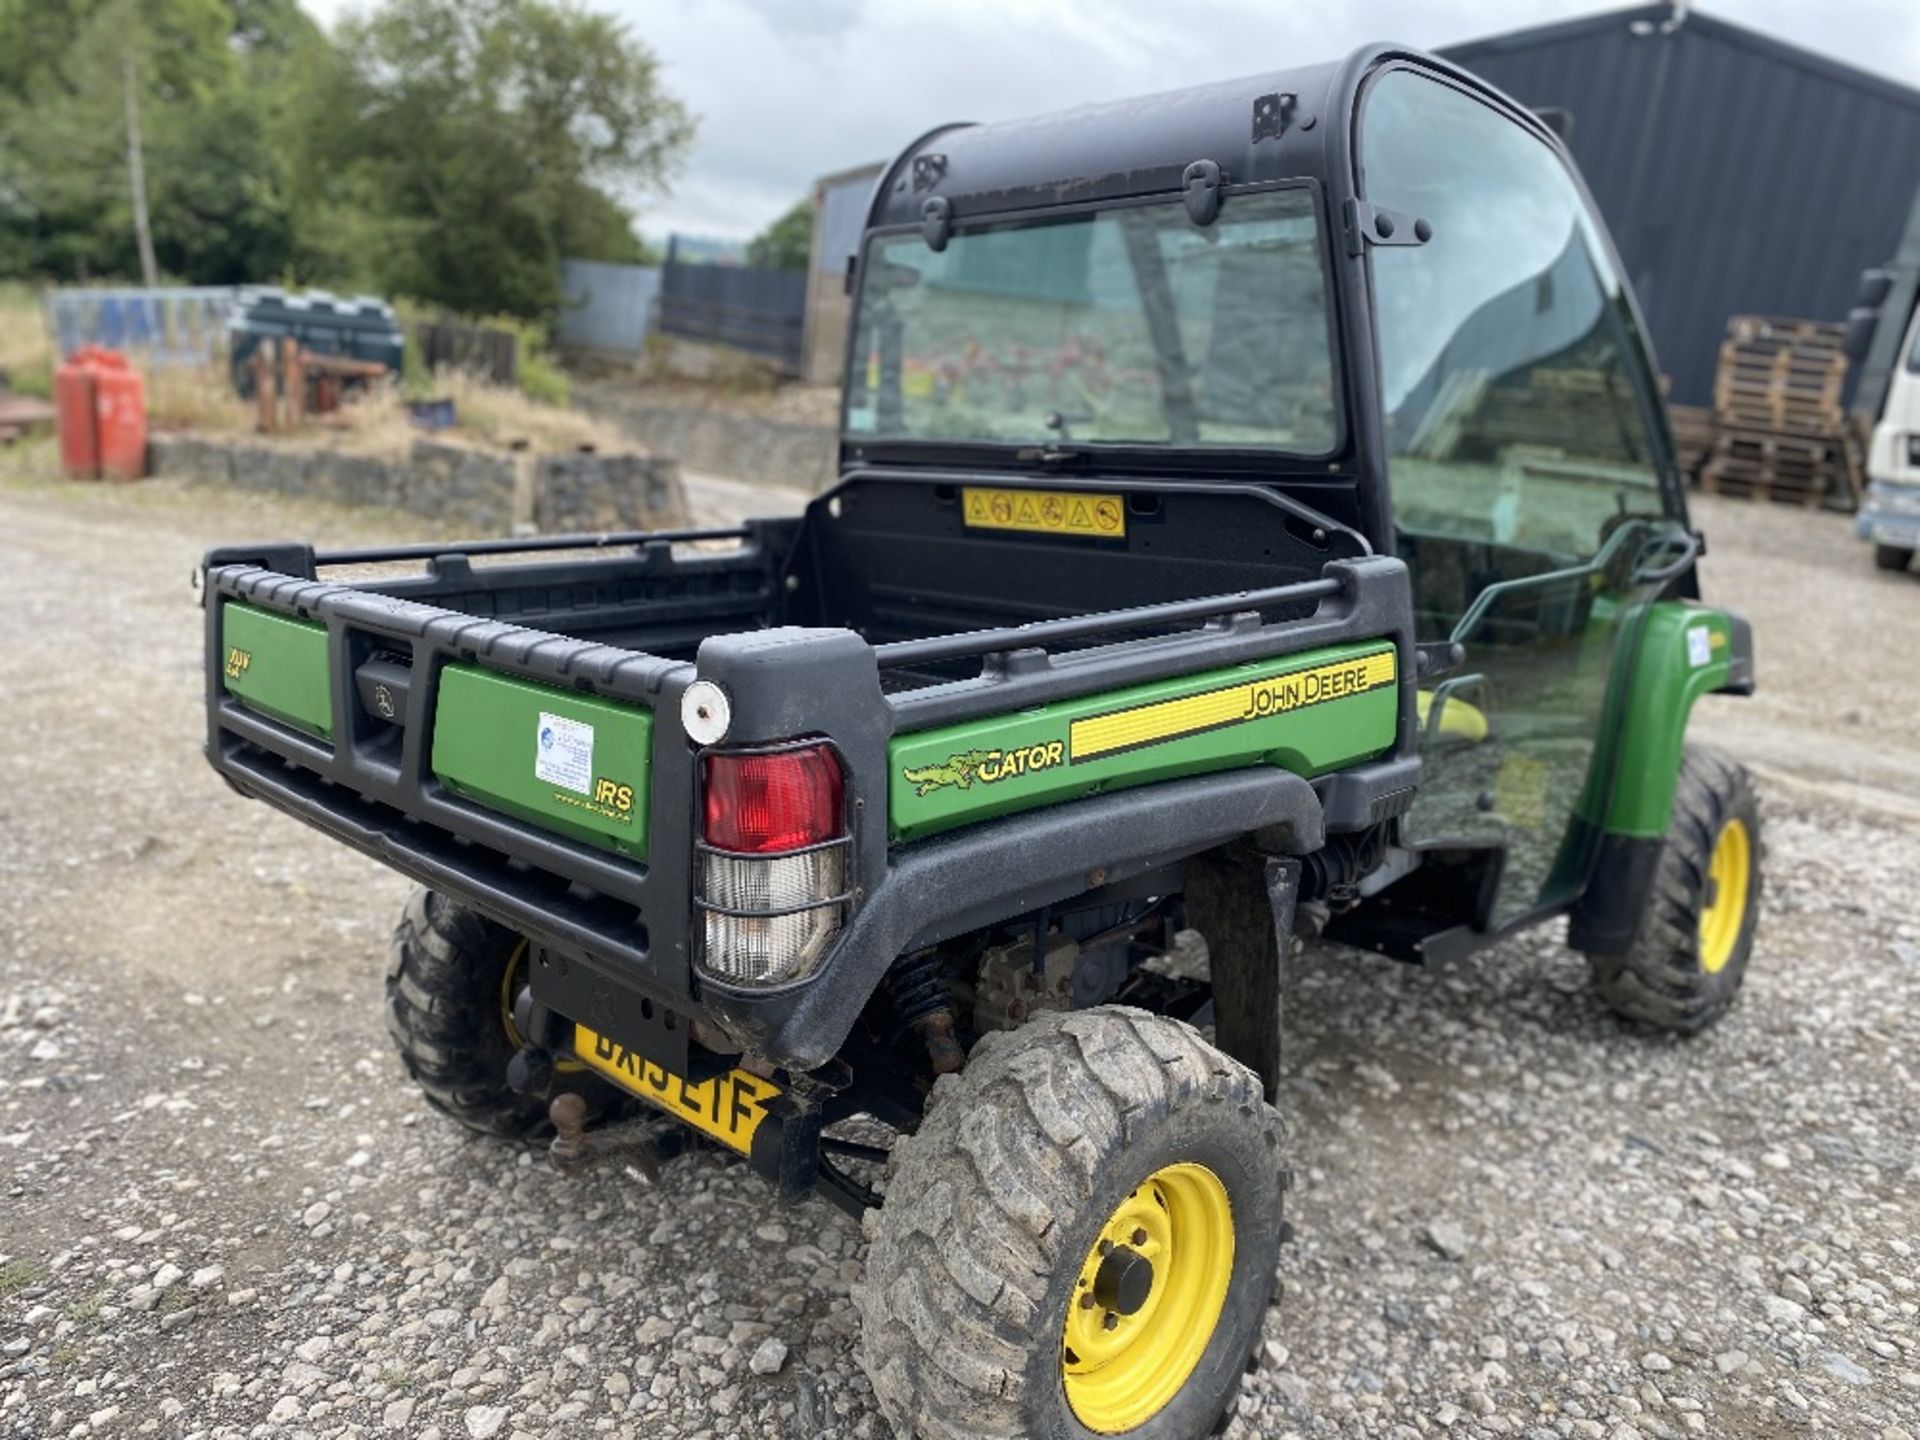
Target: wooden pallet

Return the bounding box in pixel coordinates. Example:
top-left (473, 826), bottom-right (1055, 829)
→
top-left (1702, 314), bottom-right (1857, 511)
top-left (1699, 458), bottom-right (1833, 509)
top-left (1716, 349), bottom-right (1846, 381)
top-left (1714, 401), bottom-right (1847, 438)
top-left (1715, 430), bottom-right (1845, 465)
top-left (1725, 315), bottom-right (1847, 349)
top-left (1714, 361), bottom-right (1844, 404)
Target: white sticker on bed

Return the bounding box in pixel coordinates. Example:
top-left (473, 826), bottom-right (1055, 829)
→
top-left (1686, 625), bottom-right (1713, 669)
top-left (535, 711), bottom-right (594, 795)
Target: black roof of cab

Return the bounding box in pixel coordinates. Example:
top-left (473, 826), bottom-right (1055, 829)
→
top-left (867, 61), bottom-right (1344, 231)
top-left (863, 46), bottom-right (1567, 234)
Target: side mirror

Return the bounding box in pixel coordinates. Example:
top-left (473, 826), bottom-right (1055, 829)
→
top-left (1855, 267), bottom-right (1894, 310)
top-left (1843, 307), bottom-right (1880, 366)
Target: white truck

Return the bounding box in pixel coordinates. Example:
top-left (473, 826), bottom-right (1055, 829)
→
top-left (1857, 300), bottom-right (1920, 571)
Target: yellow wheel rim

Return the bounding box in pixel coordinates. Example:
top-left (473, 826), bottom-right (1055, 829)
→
top-left (1061, 1162), bottom-right (1234, 1433)
top-left (1698, 818), bottom-right (1752, 975)
top-left (500, 940), bottom-right (584, 1073)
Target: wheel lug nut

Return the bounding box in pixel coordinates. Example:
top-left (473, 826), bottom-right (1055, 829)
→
top-left (1098, 1240), bottom-right (1112, 1255)
top-left (1079, 1293), bottom-right (1096, 1309)
top-left (1131, 1228), bottom-right (1148, 1246)
top-left (1103, 1312), bottom-right (1119, 1331)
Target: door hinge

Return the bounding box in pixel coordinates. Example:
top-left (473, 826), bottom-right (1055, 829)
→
top-left (1344, 199), bottom-right (1433, 256)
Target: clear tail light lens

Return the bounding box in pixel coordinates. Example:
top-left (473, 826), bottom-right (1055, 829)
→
top-left (696, 743), bottom-right (850, 988)
top-left (700, 848), bottom-right (847, 985)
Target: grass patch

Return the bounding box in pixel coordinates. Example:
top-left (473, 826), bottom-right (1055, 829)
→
top-left (0, 282), bottom-right (52, 397)
top-left (395, 300), bottom-right (572, 407)
top-left (160, 1285), bottom-right (199, 1314)
top-left (131, 361), bottom-right (624, 462)
top-left (143, 363), bottom-right (254, 432)
top-left (479, 314), bottom-right (570, 407)
top-left (63, 1290), bottom-right (109, 1324)
top-left (0, 1256), bottom-right (50, 1295)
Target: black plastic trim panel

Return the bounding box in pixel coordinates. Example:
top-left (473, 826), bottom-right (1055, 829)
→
top-left (1567, 830), bottom-right (1665, 956)
top-left (700, 767), bottom-right (1325, 1070)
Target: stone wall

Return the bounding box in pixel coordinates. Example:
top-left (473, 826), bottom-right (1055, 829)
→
top-left (577, 401), bottom-right (838, 494)
top-left (148, 434), bottom-right (689, 534)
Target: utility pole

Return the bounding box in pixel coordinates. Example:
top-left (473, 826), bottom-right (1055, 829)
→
top-left (124, 51), bottom-right (158, 289)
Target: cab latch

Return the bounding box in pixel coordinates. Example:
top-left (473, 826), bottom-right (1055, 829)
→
top-left (1183, 160), bottom-right (1222, 225)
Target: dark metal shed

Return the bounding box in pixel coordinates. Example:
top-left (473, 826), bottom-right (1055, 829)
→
top-left (1441, 3), bottom-right (1920, 406)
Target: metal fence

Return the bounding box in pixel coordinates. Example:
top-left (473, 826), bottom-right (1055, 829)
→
top-left (557, 259), bottom-right (661, 356)
top-left (658, 249), bottom-right (807, 372)
top-left (415, 318), bottom-right (518, 385)
top-left (44, 287), bottom-right (235, 366)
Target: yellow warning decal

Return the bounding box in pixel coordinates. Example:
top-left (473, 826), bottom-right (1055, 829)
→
top-left (962, 487), bottom-right (1127, 539)
top-left (1070, 649), bottom-right (1397, 762)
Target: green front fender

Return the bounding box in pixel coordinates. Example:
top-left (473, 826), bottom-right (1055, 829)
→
top-left (1587, 601), bottom-right (1753, 839)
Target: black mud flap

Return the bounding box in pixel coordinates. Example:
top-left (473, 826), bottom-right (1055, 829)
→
top-left (1183, 848), bottom-right (1302, 1103)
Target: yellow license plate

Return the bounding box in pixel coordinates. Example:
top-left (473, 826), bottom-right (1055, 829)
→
top-left (573, 1025), bottom-right (779, 1155)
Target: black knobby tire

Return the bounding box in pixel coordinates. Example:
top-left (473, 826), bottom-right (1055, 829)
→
top-left (386, 888), bottom-right (561, 1140)
top-left (857, 1006), bottom-right (1288, 1440)
top-left (1587, 746), bottom-right (1762, 1033)
top-left (1873, 544), bottom-right (1913, 573)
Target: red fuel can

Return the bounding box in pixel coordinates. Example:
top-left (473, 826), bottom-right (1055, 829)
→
top-left (52, 346), bottom-right (148, 481)
top-left (55, 345), bottom-right (105, 479)
top-left (92, 353), bottom-right (148, 481)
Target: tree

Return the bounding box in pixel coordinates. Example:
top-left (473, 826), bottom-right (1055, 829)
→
top-left (282, 0), bottom-right (693, 318)
top-left (0, 0), bottom-right (685, 309)
top-left (747, 198), bottom-right (816, 272)
top-left (0, 0), bottom-right (306, 284)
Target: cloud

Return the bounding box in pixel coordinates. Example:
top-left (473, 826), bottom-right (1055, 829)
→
top-left (729, 0), bottom-right (866, 43)
top-left (298, 0), bottom-right (1920, 241)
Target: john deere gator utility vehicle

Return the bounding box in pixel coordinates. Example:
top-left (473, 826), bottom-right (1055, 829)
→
top-left (200, 44), bottom-right (1761, 1440)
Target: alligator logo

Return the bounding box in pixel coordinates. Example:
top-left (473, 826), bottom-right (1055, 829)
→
top-left (902, 749), bottom-right (998, 796)
top-left (903, 741), bottom-right (1067, 796)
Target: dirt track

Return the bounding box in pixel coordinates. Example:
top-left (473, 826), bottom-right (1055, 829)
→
top-left (2, 463), bottom-right (1918, 1439)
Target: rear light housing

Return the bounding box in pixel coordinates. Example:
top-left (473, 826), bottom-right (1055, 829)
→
top-left (696, 743), bottom-right (852, 987)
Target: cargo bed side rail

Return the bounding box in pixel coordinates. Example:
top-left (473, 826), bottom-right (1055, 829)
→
top-left (879, 555), bottom-right (1419, 755)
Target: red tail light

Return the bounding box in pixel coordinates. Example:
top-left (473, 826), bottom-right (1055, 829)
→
top-left (703, 745), bottom-right (845, 854)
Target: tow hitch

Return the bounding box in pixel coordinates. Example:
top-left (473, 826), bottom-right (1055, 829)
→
top-left (545, 1092), bottom-right (689, 1179)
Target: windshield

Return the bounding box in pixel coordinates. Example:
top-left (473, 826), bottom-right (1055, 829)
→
top-left (844, 188), bottom-right (1337, 453)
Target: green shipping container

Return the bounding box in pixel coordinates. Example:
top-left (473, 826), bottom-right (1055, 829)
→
top-left (432, 666), bottom-right (653, 859)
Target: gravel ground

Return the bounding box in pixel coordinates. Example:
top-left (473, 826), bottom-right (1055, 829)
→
top-left (2, 460), bottom-right (1918, 1440)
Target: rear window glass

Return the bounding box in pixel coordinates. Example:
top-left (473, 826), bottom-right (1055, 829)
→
top-left (846, 189), bottom-right (1338, 454)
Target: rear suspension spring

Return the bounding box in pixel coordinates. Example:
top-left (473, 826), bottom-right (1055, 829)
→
top-left (883, 949), bottom-right (965, 1075)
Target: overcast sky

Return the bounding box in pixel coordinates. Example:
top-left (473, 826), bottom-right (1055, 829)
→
top-left (299, 0), bottom-right (1920, 243)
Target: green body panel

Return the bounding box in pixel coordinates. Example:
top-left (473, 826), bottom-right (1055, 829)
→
top-left (889, 639), bottom-right (1400, 841)
top-left (221, 604), bottom-right (333, 740)
top-left (1584, 601), bottom-right (1737, 838)
top-left (431, 666), bottom-right (652, 859)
